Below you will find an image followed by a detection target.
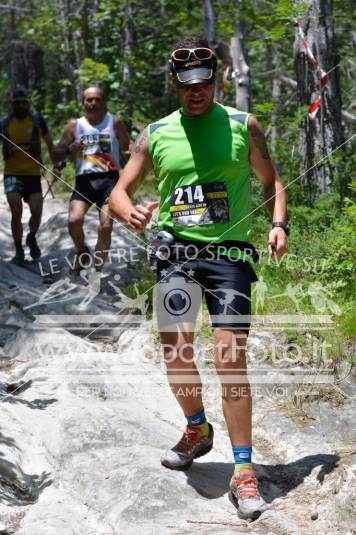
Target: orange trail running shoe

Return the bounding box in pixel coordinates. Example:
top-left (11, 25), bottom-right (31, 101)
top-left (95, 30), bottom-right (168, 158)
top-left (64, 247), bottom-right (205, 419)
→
top-left (161, 423), bottom-right (214, 470)
top-left (229, 469), bottom-right (267, 520)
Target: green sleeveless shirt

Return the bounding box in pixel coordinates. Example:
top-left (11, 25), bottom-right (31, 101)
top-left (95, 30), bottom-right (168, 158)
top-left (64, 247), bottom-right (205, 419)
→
top-left (148, 103), bottom-right (251, 243)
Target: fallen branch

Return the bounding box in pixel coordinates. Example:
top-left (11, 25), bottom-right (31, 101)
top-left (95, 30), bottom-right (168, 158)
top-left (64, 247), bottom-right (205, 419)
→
top-left (186, 519), bottom-right (246, 526)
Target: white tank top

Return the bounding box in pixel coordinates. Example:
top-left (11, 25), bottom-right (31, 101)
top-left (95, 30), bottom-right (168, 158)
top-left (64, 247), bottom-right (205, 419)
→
top-left (75, 112), bottom-right (120, 176)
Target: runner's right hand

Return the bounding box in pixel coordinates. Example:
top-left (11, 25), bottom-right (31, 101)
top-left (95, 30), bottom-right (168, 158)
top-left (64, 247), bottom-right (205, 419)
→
top-left (69, 139), bottom-right (83, 154)
top-left (127, 201), bottom-right (158, 231)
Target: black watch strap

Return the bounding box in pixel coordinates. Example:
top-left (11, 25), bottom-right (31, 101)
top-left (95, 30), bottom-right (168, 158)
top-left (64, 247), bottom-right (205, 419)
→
top-left (272, 221), bottom-right (289, 235)
top-left (63, 144), bottom-right (71, 155)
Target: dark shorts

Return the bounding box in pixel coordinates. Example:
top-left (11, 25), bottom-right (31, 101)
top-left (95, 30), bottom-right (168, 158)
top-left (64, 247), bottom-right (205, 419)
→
top-left (156, 255), bottom-right (255, 331)
top-left (4, 175), bottom-right (42, 201)
top-left (70, 171), bottom-right (119, 208)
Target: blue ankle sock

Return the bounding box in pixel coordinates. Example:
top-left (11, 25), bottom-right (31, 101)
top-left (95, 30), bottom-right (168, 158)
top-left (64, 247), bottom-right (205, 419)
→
top-left (187, 408), bottom-right (206, 426)
top-left (186, 408), bottom-right (209, 436)
top-left (232, 446), bottom-right (253, 474)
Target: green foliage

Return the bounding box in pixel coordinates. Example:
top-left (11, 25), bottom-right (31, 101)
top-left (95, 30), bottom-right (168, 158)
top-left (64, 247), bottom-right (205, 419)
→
top-left (343, 181), bottom-right (356, 217)
top-left (255, 194), bottom-right (354, 288)
top-left (250, 190), bottom-right (355, 349)
top-left (77, 58), bottom-right (111, 86)
top-left (253, 102), bottom-right (274, 117)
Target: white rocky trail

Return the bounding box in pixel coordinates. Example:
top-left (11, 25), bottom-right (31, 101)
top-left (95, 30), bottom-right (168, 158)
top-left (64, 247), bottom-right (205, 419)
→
top-left (0, 196), bottom-right (354, 534)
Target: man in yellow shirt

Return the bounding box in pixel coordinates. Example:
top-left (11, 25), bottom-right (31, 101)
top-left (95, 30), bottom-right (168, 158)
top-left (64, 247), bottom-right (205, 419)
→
top-left (1, 89), bottom-right (56, 264)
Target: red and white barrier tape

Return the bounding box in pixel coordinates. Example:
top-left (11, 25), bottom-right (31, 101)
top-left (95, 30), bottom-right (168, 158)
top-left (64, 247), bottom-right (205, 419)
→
top-left (217, 64), bottom-right (230, 103)
top-left (295, 19), bottom-right (328, 118)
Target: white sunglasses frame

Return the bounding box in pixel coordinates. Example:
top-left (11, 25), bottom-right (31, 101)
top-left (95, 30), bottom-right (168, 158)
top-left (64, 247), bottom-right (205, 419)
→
top-left (171, 47), bottom-right (214, 62)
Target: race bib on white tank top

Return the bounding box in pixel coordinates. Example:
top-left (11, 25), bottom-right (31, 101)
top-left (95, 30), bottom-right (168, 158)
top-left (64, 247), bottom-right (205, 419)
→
top-left (75, 112), bottom-right (120, 176)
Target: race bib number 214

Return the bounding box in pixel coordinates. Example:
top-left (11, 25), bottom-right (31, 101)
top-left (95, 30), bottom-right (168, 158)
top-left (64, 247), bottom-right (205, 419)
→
top-left (170, 182), bottom-right (229, 227)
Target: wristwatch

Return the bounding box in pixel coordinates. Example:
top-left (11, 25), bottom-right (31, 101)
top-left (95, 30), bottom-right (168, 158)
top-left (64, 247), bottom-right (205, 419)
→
top-left (63, 145), bottom-right (72, 155)
top-left (272, 221), bottom-right (289, 235)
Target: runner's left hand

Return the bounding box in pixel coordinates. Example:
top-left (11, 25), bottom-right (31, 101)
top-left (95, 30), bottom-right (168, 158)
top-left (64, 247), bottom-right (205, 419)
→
top-left (268, 228), bottom-right (287, 260)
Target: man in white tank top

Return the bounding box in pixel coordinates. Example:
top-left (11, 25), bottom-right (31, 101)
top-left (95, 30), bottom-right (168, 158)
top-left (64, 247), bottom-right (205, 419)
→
top-left (53, 86), bottom-right (130, 275)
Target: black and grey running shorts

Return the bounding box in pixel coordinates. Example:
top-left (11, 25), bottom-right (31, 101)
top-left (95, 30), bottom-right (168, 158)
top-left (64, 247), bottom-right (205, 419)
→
top-left (156, 254), bottom-right (257, 331)
top-left (70, 171), bottom-right (119, 208)
top-left (4, 175), bottom-right (42, 201)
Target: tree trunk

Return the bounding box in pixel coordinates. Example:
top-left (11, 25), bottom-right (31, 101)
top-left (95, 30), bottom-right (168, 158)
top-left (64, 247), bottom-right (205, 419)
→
top-left (230, 19), bottom-right (250, 112)
top-left (28, 43), bottom-right (45, 105)
top-left (122, 0), bottom-right (135, 130)
top-left (9, 1), bottom-right (28, 89)
top-left (202, 0), bottom-right (221, 100)
top-left (12, 43), bottom-right (29, 89)
top-left (270, 77), bottom-right (282, 153)
top-left (92, 0), bottom-right (100, 58)
top-left (81, 0), bottom-right (89, 58)
top-left (294, 0), bottom-right (344, 203)
top-left (278, 75), bottom-right (354, 123)
top-left (58, 0), bottom-right (80, 102)
top-left (203, 0), bottom-right (215, 45)
top-left (270, 49), bottom-right (282, 154)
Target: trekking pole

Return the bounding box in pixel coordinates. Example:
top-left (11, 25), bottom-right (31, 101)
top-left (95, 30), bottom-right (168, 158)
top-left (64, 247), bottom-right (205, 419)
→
top-left (43, 173), bottom-right (57, 200)
top-left (43, 162), bottom-right (65, 200)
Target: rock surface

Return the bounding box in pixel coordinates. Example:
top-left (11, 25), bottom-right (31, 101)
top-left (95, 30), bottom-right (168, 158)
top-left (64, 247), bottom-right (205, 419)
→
top-left (0, 195), bottom-right (354, 534)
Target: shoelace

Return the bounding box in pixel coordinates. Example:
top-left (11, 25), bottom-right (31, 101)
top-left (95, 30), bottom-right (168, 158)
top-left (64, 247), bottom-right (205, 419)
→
top-left (233, 473), bottom-right (260, 500)
top-left (176, 426), bottom-right (204, 453)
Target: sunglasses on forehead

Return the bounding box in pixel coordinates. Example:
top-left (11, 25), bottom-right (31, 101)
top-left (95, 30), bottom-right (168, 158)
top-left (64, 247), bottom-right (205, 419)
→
top-left (171, 47), bottom-right (214, 62)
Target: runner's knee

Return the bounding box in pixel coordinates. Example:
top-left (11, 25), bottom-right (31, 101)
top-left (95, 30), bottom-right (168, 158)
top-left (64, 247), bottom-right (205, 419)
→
top-left (10, 205), bottom-right (22, 218)
top-left (68, 212), bottom-right (85, 227)
top-left (162, 342), bottom-right (194, 366)
top-left (30, 207), bottom-right (42, 220)
top-left (9, 200), bottom-right (22, 218)
top-left (214, 329), bottom-right (248, 369)
top-left (215, 344), bottom-right (246, 368)
top-left (98, 219), bottom-right (113, 235)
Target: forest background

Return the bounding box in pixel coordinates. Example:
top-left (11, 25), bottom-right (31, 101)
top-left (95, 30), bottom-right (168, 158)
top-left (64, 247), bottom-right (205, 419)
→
top-left (0, 0), bottom-right (355, 362)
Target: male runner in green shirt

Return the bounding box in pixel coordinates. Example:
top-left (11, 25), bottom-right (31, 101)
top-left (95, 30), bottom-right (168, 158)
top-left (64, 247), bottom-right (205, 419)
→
top-left (109, 36), bottom-right (288, 520)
